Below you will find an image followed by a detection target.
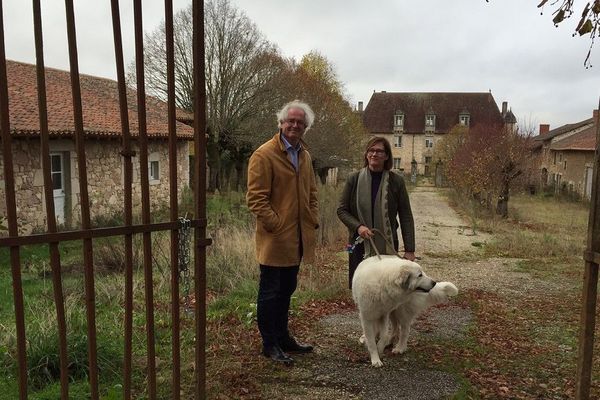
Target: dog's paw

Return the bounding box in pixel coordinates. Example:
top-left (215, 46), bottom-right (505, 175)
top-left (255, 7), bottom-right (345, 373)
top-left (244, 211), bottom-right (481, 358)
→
top-left (358, 334), bottom-right (366, 344)
top-left (371, 359), bottom-right (383, 367)
top-left (391, 345), bottom-right (407, 354)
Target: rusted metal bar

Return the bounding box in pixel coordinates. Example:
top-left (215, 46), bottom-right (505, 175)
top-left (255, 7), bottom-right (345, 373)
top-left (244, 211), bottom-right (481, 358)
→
top-left (0, 4), bottom-right (27, 398)
top-left (63, 1), bottom-right (99, 398)
top-left (133, 1), bottom-right (157, 397)
top-left (32, 0), bottom-right (69, 398)
top-left (109, 0), bottom-right (134, 398)
top-left (193, 0), bottom-right (208, 398)
top-left (576, 98), bottom-right (600, 400)
top-left (164, 0), bottom-right (181, 397)
top-left (0, 219), bottom-right (208, 247)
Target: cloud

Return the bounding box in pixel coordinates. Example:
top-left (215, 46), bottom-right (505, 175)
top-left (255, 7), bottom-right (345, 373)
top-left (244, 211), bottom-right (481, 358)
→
top-left (3, 0), bottom-right (599, 131)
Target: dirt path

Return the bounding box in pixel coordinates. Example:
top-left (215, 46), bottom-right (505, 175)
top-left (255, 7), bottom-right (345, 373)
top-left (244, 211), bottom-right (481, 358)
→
top-left (265, 186), bottom-right (494, 400)
top-left (411, 186), bottom-right (490, 257)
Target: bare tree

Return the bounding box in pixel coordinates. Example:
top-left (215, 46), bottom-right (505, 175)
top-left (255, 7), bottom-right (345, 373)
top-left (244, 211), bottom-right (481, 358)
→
top-left (129, 0), bottom-right (284, 191)
top-left (289, 52), bottom-right (367, 180)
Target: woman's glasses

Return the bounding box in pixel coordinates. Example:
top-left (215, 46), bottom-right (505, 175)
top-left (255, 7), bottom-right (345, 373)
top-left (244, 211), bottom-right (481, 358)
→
top-left (367, 149), bottom-right (386, 155)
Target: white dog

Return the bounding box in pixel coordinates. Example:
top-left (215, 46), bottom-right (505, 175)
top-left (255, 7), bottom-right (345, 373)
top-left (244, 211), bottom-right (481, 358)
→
top-left (384, 281), bottom-right (458, 355)
top-left (352, 255), bottom-right (436, 367)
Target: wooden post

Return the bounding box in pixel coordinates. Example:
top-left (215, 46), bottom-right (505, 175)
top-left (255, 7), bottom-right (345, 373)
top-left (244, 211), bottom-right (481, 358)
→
top-left (576, 100), bottom-right (600, 400)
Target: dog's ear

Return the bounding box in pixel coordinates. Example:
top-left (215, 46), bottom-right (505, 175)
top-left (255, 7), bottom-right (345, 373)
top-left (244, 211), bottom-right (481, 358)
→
top-left (394, 269), bottom-right (412, 289)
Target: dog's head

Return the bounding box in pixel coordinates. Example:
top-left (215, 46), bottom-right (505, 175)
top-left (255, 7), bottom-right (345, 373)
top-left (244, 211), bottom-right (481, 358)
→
top-left (394, 261), bottom-right (436, 293)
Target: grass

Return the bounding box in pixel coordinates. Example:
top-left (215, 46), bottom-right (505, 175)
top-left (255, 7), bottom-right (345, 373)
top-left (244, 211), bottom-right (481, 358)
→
top-left (434, 190), bottom-right (593, 398)
top-left (0, 184), bottom-right (349, 398)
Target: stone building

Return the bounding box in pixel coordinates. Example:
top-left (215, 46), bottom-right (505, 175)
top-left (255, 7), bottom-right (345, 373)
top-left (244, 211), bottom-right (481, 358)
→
top-left (361, 91), bottom-right (512, 177)
top-left (0, 60), bottom-right (193, 234)
top-left (530, 110), bottom-right (597, 199)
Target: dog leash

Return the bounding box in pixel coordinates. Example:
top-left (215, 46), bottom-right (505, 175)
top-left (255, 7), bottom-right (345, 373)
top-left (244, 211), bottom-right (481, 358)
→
top-left (367, 228), bottom-right (403, 260)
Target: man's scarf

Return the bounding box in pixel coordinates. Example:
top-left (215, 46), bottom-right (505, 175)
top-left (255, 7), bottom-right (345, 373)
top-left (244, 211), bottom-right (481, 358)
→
top-left (355, 167), bottom-right (395, 258)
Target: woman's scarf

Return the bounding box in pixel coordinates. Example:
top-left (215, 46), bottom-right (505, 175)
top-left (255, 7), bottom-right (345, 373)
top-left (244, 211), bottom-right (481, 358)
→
top-left (355, 167), bottom-right (395, 258)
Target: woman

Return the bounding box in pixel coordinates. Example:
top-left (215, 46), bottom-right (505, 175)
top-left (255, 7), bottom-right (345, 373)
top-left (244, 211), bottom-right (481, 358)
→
top-left (337, 136), bottom-right (416, 288)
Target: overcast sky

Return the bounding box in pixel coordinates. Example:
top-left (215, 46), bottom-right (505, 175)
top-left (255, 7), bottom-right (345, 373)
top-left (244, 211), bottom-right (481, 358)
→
top-left (3, 0), bottom-right (600, 133)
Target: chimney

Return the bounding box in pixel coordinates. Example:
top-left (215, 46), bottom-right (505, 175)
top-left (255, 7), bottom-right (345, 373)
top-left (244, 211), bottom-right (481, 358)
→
top-left (539, 124), bottom-right (550, 135)
top-left (501, 101), bottom-right (508, 116)
top-left (358, 101), bottom-right (363, 112)
top-left (594, 109), bottom-right (598, 121)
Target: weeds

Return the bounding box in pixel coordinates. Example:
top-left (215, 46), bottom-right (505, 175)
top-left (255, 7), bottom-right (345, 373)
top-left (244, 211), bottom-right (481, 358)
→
top-left (0, 294), bottom-right (121, 391)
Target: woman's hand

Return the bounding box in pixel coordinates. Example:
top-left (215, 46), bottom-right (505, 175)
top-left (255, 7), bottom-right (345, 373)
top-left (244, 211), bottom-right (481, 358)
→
top-left (357, 225), bottom-right (374, 239)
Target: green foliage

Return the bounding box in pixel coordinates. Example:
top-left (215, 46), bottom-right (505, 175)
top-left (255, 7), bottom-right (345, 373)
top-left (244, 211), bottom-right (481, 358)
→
top-left (206, 191), bottom-right (251, 229)
top-left (0, 292), bottom-right (122, 394)
top-left (207, 280), bottom-right (258, 322)
top-left (0, 182), bottom-right (351, 396)
top-left (90, 209), bottom-right (125, 228)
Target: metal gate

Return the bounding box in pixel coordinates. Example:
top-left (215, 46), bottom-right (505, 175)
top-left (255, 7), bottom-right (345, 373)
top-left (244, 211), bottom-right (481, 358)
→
top-left (0, 0), bottom-right (209, 399)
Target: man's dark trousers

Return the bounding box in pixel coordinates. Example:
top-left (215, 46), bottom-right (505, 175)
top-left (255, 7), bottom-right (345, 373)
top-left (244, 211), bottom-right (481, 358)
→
top-left (257, 265), bottom-right (299, 347)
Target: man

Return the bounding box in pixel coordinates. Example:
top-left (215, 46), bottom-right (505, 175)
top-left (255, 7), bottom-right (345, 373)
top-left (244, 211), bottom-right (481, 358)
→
top-left (246, 100), bottom-right (320, 365)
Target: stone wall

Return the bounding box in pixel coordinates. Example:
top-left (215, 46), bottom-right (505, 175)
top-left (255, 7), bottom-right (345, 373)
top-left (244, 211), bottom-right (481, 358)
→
top-left (0, 137), bottom-right (43, 233)
top-left (546, 149), bottom-right (594, 198)
top-left (0, 137), bottom-right (191, 235)
top-left (381, 132), bottom-right (440, 174)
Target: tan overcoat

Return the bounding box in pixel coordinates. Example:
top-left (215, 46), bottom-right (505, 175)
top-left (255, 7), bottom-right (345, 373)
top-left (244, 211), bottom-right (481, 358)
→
top-left (246, 133), bottom-right (319, 266)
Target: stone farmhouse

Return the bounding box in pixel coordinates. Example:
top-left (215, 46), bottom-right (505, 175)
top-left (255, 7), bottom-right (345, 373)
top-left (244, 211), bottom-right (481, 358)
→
top-left (0, 60), bottom-right (194, 234)
top-left (361, 91), bottom-right (515, 176)
top-left (530, 110), bottom-right (597, 199)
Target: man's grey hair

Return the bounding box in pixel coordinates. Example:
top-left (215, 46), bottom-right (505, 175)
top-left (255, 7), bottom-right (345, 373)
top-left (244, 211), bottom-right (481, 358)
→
top-left (276, 100), bottom-right (315, 132)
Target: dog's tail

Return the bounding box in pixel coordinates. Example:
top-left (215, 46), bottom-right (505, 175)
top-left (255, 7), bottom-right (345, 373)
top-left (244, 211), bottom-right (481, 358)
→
top-left (427, 281), bottom-right (458, 304)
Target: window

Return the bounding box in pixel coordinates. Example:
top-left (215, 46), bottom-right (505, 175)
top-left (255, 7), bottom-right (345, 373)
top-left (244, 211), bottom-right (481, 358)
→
top-left (425, 114), bottom-right (436, 133)
top-left (425, 138), bottom-right (434, 148)
top-left (50, 154), bottom-right (63, 190)
top-left (393, 157), bottom-right (402, 170)
top-left (425, 156), bottom-right (432, 164)
top-left (393, 112), bottom-right (404, 132)
top-left (394, 135), bottom-right (402, 147)
top-left (394, 114), bottom-right (404, 127)
top-left (459, 114), bottom-right (470, 126)
top-left (564, 160), bottom-right (567, 170)
top-left (553, 152), bottom-right (557, 165)
top-left (149, 160), bottom-right (159, 181)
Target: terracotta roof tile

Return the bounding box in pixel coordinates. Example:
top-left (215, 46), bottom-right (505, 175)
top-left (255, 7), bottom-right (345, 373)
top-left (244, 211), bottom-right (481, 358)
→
top-left (362, 92), bottom-right (505, 134)
top-left (550, 124), bottom-right (597, 151)
top-left (532, 118), bottom-right (593, 143)
top-left (6, 60), bottom-right (193, 139)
